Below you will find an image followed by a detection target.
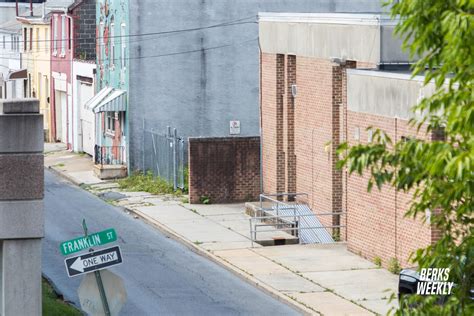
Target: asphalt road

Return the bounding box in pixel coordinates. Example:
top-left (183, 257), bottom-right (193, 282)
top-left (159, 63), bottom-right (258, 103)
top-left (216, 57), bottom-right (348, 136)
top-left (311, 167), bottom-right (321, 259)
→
top-left (43, 170), bottom-right (299, 315)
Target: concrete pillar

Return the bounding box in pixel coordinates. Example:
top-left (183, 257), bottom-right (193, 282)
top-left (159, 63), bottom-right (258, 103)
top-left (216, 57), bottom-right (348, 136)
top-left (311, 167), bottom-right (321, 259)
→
top-left (0, 98), bottom-right (44, 316)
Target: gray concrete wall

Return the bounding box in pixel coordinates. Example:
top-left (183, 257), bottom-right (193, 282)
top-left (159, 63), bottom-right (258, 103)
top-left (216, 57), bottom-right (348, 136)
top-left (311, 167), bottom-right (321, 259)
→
top-left (0, 98), bottom-right (44, 316)
top-left (347, 69), bottom-right (435, 120)
top-left (128, 0), bottom-right (383, 170)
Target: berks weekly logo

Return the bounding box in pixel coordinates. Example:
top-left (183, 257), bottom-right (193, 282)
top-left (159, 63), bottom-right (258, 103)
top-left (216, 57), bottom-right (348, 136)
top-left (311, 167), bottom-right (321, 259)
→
top-left (417, 268), bottom-right (454, 295)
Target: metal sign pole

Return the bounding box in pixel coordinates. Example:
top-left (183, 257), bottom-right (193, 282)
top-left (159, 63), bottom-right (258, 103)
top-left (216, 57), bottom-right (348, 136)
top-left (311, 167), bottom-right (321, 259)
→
top-left (82, 219), bottom-right (111, 316)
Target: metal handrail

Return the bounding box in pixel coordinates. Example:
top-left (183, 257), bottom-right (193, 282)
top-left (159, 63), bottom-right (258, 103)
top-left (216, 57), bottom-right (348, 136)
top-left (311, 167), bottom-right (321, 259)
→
top-left (249, 213), bottom-right (347, 247)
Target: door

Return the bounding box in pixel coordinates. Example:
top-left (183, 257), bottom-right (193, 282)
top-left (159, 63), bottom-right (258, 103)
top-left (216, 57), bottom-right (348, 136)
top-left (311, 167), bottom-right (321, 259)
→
top-left (55, 90), bottom-right (62, 142)
top-left (79, 82), bottom-right (95, 156)
top-left (55, 90), bottom-right (67, 143)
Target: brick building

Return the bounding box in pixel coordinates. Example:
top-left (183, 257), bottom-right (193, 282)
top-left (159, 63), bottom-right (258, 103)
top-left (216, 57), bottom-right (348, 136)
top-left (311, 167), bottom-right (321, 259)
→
top-left (47, 0), bottom-right (96, 149)
top-left (259, 13), bottom-right (439, 268)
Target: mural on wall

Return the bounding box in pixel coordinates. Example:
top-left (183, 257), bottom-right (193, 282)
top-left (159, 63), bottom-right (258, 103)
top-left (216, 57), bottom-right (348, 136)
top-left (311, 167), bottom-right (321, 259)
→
top-left (96, 0), bottom-right (129, 158)
top-left (97, 0), bottom-right (128, 91)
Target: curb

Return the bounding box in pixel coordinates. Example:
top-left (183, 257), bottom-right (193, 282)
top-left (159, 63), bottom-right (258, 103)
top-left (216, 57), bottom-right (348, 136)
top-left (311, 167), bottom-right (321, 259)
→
top-left (46, 166), bottom-right (84, 187)
top-left (126, 206), bottom-right (317, 316)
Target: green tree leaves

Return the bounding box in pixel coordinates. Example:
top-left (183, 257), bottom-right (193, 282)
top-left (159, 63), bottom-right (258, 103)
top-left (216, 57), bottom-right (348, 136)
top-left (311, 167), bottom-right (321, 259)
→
top-left (338, 1), bottom-right (474, 314)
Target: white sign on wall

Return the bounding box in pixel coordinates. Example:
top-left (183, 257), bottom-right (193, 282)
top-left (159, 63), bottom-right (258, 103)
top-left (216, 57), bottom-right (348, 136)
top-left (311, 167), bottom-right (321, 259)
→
top-left (230, 120), bottom-right (240, 135)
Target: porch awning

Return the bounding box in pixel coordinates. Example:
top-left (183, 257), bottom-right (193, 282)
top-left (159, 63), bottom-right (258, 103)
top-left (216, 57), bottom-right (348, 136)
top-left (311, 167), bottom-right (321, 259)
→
top-left (7, 69), bottom-right (27, 80)
top-left (85, 86), bottom-right (127, 113)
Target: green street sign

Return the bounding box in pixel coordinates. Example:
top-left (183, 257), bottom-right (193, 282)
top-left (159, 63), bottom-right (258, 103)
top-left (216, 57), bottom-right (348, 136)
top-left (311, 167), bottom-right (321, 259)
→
top-left (60, 228), bottom-right (117, 256)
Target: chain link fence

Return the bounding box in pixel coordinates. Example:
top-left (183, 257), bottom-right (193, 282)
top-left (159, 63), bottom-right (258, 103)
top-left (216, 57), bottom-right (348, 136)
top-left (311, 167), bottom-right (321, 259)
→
top-left (143, 125), bottom-right (186, 190)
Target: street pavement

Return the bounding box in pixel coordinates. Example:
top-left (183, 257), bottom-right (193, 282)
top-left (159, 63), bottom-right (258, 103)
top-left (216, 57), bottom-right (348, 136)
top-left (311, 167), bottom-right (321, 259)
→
top-left (43, 170), bottom-right (300, 315)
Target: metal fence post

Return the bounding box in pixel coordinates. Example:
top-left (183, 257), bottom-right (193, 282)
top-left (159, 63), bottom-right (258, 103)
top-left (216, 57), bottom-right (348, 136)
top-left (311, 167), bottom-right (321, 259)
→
top-left (173, 128), bottom-right (177, 190)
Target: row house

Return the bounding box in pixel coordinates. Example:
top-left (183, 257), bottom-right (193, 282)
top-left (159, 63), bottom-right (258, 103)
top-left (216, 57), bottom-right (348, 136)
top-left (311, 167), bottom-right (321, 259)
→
top-left (47, 0), bottom-right (96, 152)
top-left (17, 3), bottom-right (51, 140)
top-left (86, 0), bottom-right (128, 178)
top-left (0, 18), bottom-right (24, 99)
top-left (259, 13), bottom-right (439, 268)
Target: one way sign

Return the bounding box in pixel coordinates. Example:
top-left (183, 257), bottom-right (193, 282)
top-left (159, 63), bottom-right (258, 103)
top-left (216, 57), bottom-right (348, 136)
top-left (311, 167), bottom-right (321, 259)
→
top-left (65, 246), bottom-right (123, 277)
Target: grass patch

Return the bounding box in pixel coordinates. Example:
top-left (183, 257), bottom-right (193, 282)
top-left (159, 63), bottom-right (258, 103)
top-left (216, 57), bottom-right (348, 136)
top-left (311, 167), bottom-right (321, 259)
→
top-left (388, 257), bottom-right (401, 274)
top-left (118, 171), bottom-right (182, 195)
top-left (373, 256), bottom-right (382, 267)
top-left (199, 195), bottom-right (211, 204)
top-left (54, 163), bottom-right (65, 168)
top-left (42, 278), bottom-right (81, 316)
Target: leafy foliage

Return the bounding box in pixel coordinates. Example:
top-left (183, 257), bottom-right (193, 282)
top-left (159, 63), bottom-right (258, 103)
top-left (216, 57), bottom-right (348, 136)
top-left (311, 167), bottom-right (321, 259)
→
top-left (338, 1), bottom-right (473, 314)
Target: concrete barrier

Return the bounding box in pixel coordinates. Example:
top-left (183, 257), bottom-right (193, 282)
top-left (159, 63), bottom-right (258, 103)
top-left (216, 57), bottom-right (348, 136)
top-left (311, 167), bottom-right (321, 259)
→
top-left (0, 98), bottom-right (44, 315)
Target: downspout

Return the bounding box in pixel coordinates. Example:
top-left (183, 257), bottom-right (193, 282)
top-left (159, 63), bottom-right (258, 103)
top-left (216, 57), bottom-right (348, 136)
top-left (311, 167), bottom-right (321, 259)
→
top-left (63, 10), bottom-right (74, 150)
top-left (258, 16), bottom-right (263, 195)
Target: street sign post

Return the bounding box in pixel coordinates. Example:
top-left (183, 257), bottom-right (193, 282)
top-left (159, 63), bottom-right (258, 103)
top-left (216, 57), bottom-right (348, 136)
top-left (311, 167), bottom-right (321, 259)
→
top-left (60, 228), bottom-right (117, 256)
top-left (65, 246), bottom-right (123, 278)
top-left (78, 270), bottom-right (127, 316)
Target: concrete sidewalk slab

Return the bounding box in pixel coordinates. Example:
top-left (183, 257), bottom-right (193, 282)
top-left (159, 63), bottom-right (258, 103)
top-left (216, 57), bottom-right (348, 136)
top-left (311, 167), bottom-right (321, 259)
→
top-left (302, 269), bottom-right (398, 301)
top-left (254, 244), bottom-right (376, 272)
top-left (189, 203), bottom-right (246, 216)
top-left (255, 273), bottom-right (325, 293)
top-left (200, 241), bottom-right (258, 251)
top-left (359, 299), bottom-right (398, 315)
top-left (289, 292), bottom-right (372, 316)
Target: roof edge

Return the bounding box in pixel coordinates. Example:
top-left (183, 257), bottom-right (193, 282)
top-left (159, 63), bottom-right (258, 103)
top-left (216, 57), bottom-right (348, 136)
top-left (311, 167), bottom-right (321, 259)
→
top-left (258, 13), bottom-right (398, 26)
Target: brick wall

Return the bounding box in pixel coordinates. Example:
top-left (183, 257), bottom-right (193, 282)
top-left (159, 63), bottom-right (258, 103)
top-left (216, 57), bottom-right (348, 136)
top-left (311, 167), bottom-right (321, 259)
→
top-left (261, 52), bottom-right (436, 268)
top-left (188, 137), bottom-right (261, 204)
top-left (346, 112), bottom-right (436, 267)
top-left (73, 0), bottom-right (96, 60)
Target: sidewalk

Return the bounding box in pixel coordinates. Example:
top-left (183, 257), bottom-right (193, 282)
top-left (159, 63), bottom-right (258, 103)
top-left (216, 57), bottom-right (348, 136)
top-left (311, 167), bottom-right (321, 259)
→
top-left (45, 149), bottom-right (399, 315)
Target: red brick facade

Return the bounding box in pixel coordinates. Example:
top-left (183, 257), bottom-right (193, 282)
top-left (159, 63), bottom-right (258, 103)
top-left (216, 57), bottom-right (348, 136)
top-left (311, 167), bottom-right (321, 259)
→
top-left (188, 137), bottom-right (261, 204)
top-left (261, 53), bottom-right (438, 268)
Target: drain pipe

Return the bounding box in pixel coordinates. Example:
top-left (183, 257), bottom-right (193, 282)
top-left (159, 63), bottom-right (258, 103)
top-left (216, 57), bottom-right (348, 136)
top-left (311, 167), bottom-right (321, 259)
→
top-left (258, 20), bottom-right (264, 195)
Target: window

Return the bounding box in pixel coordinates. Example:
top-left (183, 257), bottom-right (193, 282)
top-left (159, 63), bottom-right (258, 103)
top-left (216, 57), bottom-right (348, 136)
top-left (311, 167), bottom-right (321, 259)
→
top-left (106, 112), bottom-right (116, 134)
top-left (36, 28), bottom-right (40, 51)
top-left (9, 35), bottom-right (12, 50)
top-left (38, 72), bottom-right (42, 101)
top-left (53, 16), bottom-right (57, 54)
top-left (2, 36), bottom-right (5, 49)
top-left (45, 76), bottom-right (49, 103)
top-left (68, 18), bottom-right (71, 50)
top-left (121, 23), bottom-right (126, 82)
top-left (30, 28), bottom-right (32, 51)
top-left (44, 28), bottom-right (48, 52)
top-left (99, 22), bottom-right (104, 53)
top-left (23, 27), bottom-right (27, 52)
top-left (110, 23), bottom-right (115, 68)
top-left (61, 16), bottom-right (66, 55)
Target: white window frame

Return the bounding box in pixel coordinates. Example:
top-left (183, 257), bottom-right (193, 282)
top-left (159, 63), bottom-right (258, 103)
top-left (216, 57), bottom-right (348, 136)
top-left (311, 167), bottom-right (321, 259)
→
top-left (110, 23), bottom-right (115, 69)
top-left (36, 28), bottom-right (40, 51)
top-left (44, 28), bottom-right (49, 53)
top-left (60, 16), bottom-right (66, 56)
top-left (120, 23), bottom-right (126, 83)
top-left (53, 16), bottom-right (58, 55)
top-left (106, 111), bottom-right (116, 135)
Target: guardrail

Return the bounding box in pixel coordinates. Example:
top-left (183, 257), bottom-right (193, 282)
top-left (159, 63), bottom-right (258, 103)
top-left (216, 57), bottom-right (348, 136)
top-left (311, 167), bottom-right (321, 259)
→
top-left (249, 212), bottom-right (347, 247)
top-left (250, 193), bottom-right (347, 246)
